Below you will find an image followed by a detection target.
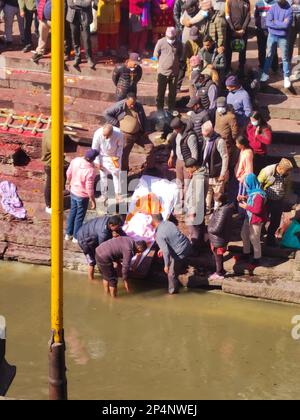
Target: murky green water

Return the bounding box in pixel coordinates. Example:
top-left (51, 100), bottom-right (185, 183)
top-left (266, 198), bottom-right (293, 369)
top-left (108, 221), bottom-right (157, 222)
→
top-left (1, 261), bottom-right (300, 400)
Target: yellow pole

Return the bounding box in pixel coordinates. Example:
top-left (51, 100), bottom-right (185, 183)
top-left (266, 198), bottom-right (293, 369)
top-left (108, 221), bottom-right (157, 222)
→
top-left (49, 0), bottom-right (67, 400)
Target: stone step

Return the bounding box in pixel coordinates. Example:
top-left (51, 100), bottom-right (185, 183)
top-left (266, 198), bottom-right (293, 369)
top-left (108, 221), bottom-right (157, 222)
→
top-left (0, 87), bottom-right (156, 125)
top-left (1, 50), bottom-right (159, 83)
top-left (0, 69), bottom-right (160, 106)
top-left (257, 93), bottom-right (300, 120)
top-left (269, 119), bottom-right (300, 143)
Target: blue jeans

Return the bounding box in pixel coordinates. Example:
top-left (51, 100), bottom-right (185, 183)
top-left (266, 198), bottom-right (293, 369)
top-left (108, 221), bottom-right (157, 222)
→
top-left (263, 33), bottom-right (290, 77)
top-left (66, 194), bottom-right (89, 239)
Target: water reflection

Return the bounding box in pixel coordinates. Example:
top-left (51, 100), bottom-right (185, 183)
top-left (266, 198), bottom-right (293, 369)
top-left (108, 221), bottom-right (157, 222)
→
top-left (1, 261), bottom-right (300, 400)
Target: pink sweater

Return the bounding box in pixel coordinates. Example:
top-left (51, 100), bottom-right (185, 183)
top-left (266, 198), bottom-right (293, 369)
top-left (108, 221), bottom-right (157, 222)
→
top-left (66, 157), bottom-right (96, 199)
top-left (235, 149), bottom-right (254, 183)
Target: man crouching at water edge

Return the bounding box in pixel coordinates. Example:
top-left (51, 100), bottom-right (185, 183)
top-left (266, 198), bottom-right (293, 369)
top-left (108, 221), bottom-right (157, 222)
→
top-left (95, 237), bottom-right (147, 298)
top-left (77, 215), bottom-right (125, 282)
top-left (152, 214), bottom-right (192, 295)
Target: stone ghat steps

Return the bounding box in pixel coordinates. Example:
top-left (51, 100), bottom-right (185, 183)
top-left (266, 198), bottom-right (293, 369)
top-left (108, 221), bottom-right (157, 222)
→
top-left (1, 50), bottom-right (159, 83)
top-left (0, 69), bottom-right (161, 107)
top-left (2, 67), bottom-right (300, 119)
top-left (257, 92), bottom-right (300, 121)
top-left (270, 119), bottom-right (300, 144)
top-left (3, 48), bottom-right (300, 95)
top-left (0, 87), bottom-right (156, 126)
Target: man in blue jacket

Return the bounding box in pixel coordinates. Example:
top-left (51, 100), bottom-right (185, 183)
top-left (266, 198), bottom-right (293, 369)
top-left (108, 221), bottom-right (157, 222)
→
top-left (32, 0), bottom-right (51, 63)
top-left (77, 214), bottom-right (125, 281)
top-left (225, 74), bottom-right (252, 127)
top-left (260, 0), bottom-right (293, 88)
top-left (254, 0), bottom-right (278, 73)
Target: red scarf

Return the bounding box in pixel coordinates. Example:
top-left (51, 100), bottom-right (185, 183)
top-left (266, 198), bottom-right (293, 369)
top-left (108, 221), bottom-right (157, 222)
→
top-left (37, 0), bottom-right (47, 21)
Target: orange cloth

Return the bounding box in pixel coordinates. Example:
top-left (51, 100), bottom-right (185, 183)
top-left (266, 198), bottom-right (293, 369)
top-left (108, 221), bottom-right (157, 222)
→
top-left (126, 193), bottom-right (163, 222)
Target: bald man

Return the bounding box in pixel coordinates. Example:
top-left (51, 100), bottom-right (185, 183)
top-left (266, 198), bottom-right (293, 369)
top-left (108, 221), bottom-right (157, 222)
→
top-left (92, 124), bottom-right (124, 204)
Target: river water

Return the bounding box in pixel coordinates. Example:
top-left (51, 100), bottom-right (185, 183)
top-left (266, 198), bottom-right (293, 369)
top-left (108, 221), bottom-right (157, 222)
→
top-left (1, 261), bottom-right (300, 400)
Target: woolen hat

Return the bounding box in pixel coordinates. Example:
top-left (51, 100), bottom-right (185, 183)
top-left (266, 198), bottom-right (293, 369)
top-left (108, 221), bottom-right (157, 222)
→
top-left (278, 158), bottom-right (293, 171)
top-left (129, 53), bottom-right (140, 63)
top-left (170, 117), bottom-right (185, 130)
top-left (225, 75), bottom-right (239, 87)
top-left (85, 149), bottom-right (99, 162)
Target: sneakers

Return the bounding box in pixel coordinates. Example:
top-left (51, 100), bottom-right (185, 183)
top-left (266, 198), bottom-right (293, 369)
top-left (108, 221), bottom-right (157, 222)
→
top-left (87, 58), bottom-right (95, 69)
top-left (22, 44), bottom-right (33, 53)
top-left (290, 73), bottom-right (300, 82)
top-left (32, 52), bottom-right (43, 63)
top-left (64, 234), bottom-right (72, 241)
top-left (284, 76), bottom-right (291, 89)
top-left (45, 207), bottom-right (52, 215)
top-left (72, 238), bottom-right (78, 244)
top-left (208, 272), bottom-right (225, 281)
top-left (260, 73), bottom-right (269, 83)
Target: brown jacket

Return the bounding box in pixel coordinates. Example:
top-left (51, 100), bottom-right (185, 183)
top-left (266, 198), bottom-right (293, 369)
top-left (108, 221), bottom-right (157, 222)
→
top-left (214, 110), bottom-right (239, 162)
top-left (96, 236), bottom-right (134, 279)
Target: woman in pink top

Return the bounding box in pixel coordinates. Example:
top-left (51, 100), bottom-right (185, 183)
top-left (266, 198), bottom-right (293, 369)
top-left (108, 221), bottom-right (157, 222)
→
top-left (234, 136), bottom-right (254, 199)
top-left (65, 149), bottom-right (99, 243)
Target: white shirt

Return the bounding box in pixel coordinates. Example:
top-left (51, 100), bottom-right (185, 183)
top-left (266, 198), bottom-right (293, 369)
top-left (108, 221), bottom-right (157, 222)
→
top-left (92, 127), bottom-right (124, 166)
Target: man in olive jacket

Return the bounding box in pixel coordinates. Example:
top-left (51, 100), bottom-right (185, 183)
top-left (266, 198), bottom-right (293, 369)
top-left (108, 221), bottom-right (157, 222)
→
top-left (66, 0), bottom-right (98, 68)
top-left (18, 0), bottom-right (36, 52)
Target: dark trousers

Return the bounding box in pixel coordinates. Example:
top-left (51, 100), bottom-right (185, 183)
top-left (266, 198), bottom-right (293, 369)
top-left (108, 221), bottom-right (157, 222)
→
top-left (121, 132), bottom-right (155, 172)
top-left (226, 30), bottom-right (248, 73)
top-left (65, 20), bottom-right (73, 56)
top-left (253, 154), bottom-right (268, 176)
top-left (188, 223), bottom-right (206, 253)
top-left (168, 255), bottom-right (184, 294)
top-left (70, 14), bottom-right (92, 61)
top-left (44, 165), bottom-right (67, 208)
top-left (289, 23), bottom-right (300, 61)
top-left (257, 28), bottom-right (278, 72)
top-left (177, 61), bottom-right (186, 90)
top-left (44, 166), bottom-right (51, 208)
top-left (23, 9), bottom-right (36, 46)
top-left (267, 199), bottom-right (284, 240)
top-left (212, 250), bottom-right (225, 275)
top-left (157, 73), bottom-right (178, 112)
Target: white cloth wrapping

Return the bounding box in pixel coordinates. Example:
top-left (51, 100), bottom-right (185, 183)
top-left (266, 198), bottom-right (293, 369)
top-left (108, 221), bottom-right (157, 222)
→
top-left (124, 175), bottom-right (179, 267)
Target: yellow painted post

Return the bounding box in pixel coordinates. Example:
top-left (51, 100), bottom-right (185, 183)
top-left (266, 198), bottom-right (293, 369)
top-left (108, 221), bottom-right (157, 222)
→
top-left (49, 0), bottom-right (67, 400)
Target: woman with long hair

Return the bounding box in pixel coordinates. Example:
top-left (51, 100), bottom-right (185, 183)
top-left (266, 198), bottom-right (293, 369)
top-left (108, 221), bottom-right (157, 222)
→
top-left (246, 110), bottom-right (272, 175)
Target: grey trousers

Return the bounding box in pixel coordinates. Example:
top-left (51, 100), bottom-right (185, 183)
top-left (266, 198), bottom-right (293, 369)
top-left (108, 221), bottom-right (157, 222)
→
top-left (4, 4), bottom-right (24, 43)
top-left (168, 255), bottom-right (184, 294)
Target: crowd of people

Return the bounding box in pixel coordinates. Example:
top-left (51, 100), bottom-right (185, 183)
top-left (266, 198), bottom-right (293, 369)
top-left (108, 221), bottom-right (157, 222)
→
top-left (0, 0), bottom-right (299, 86)
top-left (2, 0), bottom-right (297, 297)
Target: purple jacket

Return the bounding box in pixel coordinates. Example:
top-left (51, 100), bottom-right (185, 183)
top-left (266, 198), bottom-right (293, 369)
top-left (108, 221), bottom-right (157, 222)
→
top-left (35, 0), bottom-right (51, 21)
top-left (266, 1), bottom-right (292, 36)
top-left (226, 87), bottom-right (253, 127)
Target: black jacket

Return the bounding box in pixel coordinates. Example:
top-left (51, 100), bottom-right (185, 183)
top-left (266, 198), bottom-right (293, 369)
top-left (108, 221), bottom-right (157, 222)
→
top-left (77, 216), bottom-right (125, 254)
top-left (66, 0), bottom-right (98, 27)
top-left (208, 203), bottom-right (235, 248)
top-left (104, 99), bottom-right (148, 133)
top-left (112, 64), bottom-right (143, 100)
top-left (173, 0), bottom-right (185, 31)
